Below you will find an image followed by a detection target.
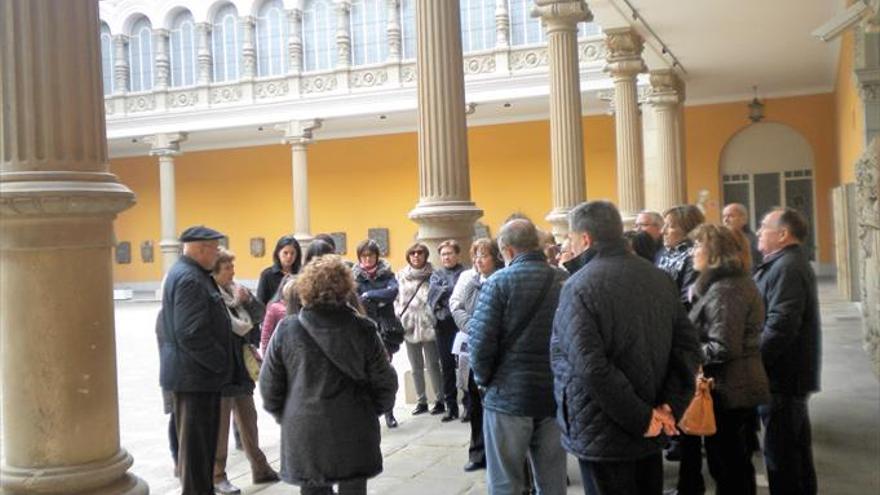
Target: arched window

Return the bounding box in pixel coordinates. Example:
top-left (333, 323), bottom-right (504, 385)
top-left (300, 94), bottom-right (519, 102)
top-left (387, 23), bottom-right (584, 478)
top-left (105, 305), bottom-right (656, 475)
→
top-left (400, 0), bottom-right (415, 60)
top-left (509, 0), bottom-right (544, 46)
top-left (128, 17), bottom-right (153, 92)
top-left (100, 22), bottom-right (114, 95)
top-left (170, 10), bottom-right (197, 87)
top-left (351, 0), bottom-right (387, 65)
top-left (303, 0), bottom-right (335, 71)
top-left (256, 0), bottom-right (289, 76)
top-left (460, 0), bottom-right (494, 52)
top-left (213, 4), bottom-right (241, 82)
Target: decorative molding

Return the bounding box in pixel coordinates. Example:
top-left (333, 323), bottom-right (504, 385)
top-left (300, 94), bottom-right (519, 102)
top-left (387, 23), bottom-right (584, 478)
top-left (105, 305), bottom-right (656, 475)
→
top-left (855, 138), bottom-right (880, 376)
top-left (463, 54), bottom-right (496, 75)
top-left (255, 79), bottom-right (290, 98)
top-left (0, 179), bottom-right (135, 219)
top-left (350, 68), bottom-right (389, 88)
top-left (578, 40), bottom-right (605, 63)
top-left (301, 73), bottom-right (338, 94)
top-left (401, 65), bottom-right (417, 83)
top-left (104, 101), bottom-right (115, 116)
top-left (126, 94), bottom-right (156, 113)
top-left (510, 48), bottom-right (549, 71)
top-left (167, 90), bottom-right (199, 108)
top-left (210, 85), bottom-right (243, 104)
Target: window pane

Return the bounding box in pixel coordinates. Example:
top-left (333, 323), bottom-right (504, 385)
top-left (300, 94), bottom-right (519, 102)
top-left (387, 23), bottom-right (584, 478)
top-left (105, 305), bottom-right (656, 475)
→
top-left (509, 0), bottom-right (543, 46)
top-left (352, 0), bottom-right (387, 66)
top-left (128, 18), bottom-right (153, 91)
top-left (257, 0), bottom-right (288, 76)
top-left (100, 25), bottom-right (113, 95)
top-left (401, 0), bottom-right (415, 60)
top-left (304, 0), bottom-right (335, 71)
top-left (461, 0), bottom-right (494, 52)
top-left (213, 5), bottom-right (240, 82)
top-left (171, 12), bottom-right (196, 87)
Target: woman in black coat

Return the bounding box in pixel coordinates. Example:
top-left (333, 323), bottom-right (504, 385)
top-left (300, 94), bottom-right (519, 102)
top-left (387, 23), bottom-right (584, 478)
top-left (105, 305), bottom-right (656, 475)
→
top-left (260, 255), bottom-right (399, 495)
top-left (256, 235), bottom-right (303, 305)
top-left (677, 224), bottom-right (771, 495)
top-left (656, 205), bottom-right (705, 311)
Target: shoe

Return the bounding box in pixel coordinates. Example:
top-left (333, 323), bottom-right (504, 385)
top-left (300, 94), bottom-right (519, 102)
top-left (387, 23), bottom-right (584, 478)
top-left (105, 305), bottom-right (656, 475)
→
top-left (441, 410), bottom-right (459, 422)
top-left (411, 403), bottom-right (429, 415)
top-left (385, 412), bottom-right (399, 428)
top-left (214, 479), bottom-right (241, 495)
top-left (463, 461), bottom-right (486, 472)
top-left (252, 470), bottom-right (280, 484)
top-left (430, 401), bottom-right (446, 415)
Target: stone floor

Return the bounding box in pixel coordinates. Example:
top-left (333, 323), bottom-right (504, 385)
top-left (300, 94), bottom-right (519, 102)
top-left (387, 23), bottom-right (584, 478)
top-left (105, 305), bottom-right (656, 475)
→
top-left (85, 280), bottom-right (880, 493)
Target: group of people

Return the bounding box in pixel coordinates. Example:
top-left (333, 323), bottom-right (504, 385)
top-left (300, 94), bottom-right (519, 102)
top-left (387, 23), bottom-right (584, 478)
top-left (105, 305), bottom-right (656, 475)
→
top-left (157, 198), bottom-right (820, 495)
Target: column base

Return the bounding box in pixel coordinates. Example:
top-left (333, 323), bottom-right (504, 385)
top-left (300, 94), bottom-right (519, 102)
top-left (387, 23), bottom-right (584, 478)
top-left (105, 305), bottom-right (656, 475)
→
top-left (545, 208), bottom-right (572, 243)
top-left (294, 233), bottom-right (314, 249)
top-left (409, 201), bottom-right (483, 262)
top-left (0, 449), bottom-right (148, 495)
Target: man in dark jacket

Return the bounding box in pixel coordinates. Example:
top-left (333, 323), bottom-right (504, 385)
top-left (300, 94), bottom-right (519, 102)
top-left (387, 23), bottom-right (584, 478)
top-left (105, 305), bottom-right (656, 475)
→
top-left (551, 201), bottom-right (701, 494)
top-left (469, 218), bottom-right (569, 495)
top-left (755, 207), bottom-right (821, 495)
top-left (159, 225), bottom-right (234, 495)
top-left (427, 239), bottom-right (467, 422)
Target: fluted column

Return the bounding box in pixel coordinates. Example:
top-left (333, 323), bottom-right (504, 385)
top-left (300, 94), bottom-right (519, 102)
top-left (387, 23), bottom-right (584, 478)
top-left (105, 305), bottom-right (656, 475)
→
top-left (288, 8), bottom-right (304, 73)
top-left (0, 1), bottom-right (146, 494)
top-left (647, 69), bottom-right (685, 211)
top-left (336, 1), bottom-right (352, 68)
top-left (153, 28), bottom-right (170, 91)
top-left (241, 15), bottom-right (257, 78)
top-left (605, 27), bottom-right (647, 225)
top-left (196, 22), bottom-right (213, 85)
top-left (410, 0), bottom-right (483, 263)
top-left (534, 0), bottom-right (590, 240)
top-left (277, 120), bottom-right (323, 242)
top-left (143, 133), bottom-right (188, 274)
top-left (112, 34), bottom-right (129, 94)
top-left (387, 0), bottom-right (402, 62)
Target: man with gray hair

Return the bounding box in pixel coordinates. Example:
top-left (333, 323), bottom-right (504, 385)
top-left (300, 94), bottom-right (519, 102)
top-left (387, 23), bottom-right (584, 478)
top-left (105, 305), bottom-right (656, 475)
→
top-left (469, 218), bottom-right (569, 495)
top-left (552, 201), bottom-right (701, 494)
top-left (635, 210), bottom-right (664, 242)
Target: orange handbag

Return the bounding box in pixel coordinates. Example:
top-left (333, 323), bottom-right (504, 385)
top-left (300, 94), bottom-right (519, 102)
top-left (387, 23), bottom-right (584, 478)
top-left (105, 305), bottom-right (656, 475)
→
top-left (678, 373), bottom-right (717, 436)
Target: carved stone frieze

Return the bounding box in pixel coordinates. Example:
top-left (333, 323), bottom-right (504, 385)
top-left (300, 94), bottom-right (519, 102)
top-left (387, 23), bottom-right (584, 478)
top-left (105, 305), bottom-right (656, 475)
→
top-left (301, 74), bottom-right (338, 94)
top-left (578, 40), bottom-right (605, 62)
top-left (210, 85), bottom-right (243, 104)
top-left (126, 94), bottom-right (156, 113)
top-left (167, 90), bottom-right (198, 108)
top-left (855, 138), bottom-right (880, 376)
top-left (401, 65), bottom-right (417, 83)
top-left (104, 101), bottom-right (114, 116)
top-left (350, 69), bottom-right (389, 88)
top-left (463, 55), bottom-right (496, 75)
top-left (510, 48), bottom-right (549, 71)
top-left (255, 79), bottom-right (290, 98)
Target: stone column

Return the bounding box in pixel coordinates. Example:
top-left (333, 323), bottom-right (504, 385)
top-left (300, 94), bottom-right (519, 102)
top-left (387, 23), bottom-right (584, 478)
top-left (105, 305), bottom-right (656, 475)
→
top-left (534, 0), bottom-right (590, 240)
top-left (277, 120), bottom-right (323, 242)
top-left (387, 0), bottom-right (402, 62)
top-left (241, 15), bottom-right (257, 78)
top-left (153, 28), bottom-right (170, 91)
top-left (196, 22), bottom-right (213, 85)
top-left (647, 69), bottom-right (685, 211)
top-left (410, 0), bottom-right (483, 263)
top-left (288, 8), bottom-right (304, 73)
top-left (336, 1), bottom-right (352, 68)
top-left (604, 27), bottom-right (647, 224)
top-left (494, 0), bottom-right (511, 73)
top-left (143, 133), bottom-right (188, 274)
top-left (0, 2), bottom-right (147, 494)
top-left (112, 34), bottom-right (129, 94)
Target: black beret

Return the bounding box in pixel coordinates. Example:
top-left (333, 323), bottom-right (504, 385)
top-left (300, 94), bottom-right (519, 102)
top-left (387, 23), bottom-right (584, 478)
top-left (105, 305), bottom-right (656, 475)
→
top-left (179, 225), bottom-right (225, 242)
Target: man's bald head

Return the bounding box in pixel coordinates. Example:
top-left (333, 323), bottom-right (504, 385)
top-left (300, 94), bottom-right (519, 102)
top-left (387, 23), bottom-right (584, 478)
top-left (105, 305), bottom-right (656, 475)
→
top-left (497, 218), bottom-right (540, 260)
top-left (722, 203), bottom-right (749, 232)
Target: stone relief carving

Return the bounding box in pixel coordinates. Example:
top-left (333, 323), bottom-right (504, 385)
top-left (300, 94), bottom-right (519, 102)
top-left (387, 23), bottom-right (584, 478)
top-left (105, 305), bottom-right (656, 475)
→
top-left (255, 80), bottom-right (290, 99)
top-left (855, 138), bottom-right (880, 376)
top-left (510, 48), bottom-right (549, 71)
top-left (463, 55), bottom-right (496, 75)
top-left (167, 91), bottom-right (198, 108)
top-left (350, 69), bottom-right (388, 88)
top-left (578, 41), bottom-right (605, 62)
top-left (301, 74), bottom-right (338, 94)
top-left (210, 85), bottom-right (243, 104)
top-left (401, 65), bottom-right (417, 84)
top-left (104, 101), bottom-right (115, 116)
top-left (126, 94), bottom-right (156, 113)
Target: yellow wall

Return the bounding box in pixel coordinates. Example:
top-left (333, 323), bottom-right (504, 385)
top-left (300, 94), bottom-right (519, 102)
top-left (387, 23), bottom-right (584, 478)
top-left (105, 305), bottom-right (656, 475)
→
top-left (111, 92), bottom-right (839, 283)
top-left (834, 27), bottom-right (866, 184)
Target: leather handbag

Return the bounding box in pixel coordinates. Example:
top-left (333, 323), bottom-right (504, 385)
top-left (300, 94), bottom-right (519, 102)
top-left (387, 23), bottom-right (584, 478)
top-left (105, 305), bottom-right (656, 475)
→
top-left (243, 343), bottom-right (262, 382)
top-left (678, 372), bottom-right (717, 436)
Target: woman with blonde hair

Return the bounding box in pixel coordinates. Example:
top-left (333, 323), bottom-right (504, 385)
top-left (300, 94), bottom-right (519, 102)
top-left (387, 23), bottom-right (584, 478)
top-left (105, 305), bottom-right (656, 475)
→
top-left (260, 256), bottom-right (398, 495)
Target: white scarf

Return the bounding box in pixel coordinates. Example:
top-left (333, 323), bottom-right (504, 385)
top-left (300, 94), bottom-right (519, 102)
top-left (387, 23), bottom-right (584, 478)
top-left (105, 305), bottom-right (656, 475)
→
top-left (219, 282), bottom-right (254, 337)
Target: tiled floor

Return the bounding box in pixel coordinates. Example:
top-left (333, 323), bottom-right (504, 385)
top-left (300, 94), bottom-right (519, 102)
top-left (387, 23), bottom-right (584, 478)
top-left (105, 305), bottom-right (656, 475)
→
top-left (109, 279), bottom-right (878, 494)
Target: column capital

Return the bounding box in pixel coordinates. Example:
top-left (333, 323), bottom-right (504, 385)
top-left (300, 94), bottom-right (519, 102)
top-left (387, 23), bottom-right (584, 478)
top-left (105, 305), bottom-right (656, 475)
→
top-left (532, 0), bottom-right (591, 32)
top-left (856, 67), bottom-right (880, 102)
top-left (277, 119), bottom-right (323, 145)
top-left (336, 0), bottom-right (352, 13)
top-left (604, 27), bottom-right (646, 77)
top-left (240, 14), bottom-right (256, 28)
top-left (144, 132), bottom-right (188, 156)
top-left (648, 69), bottom-right (684, 106)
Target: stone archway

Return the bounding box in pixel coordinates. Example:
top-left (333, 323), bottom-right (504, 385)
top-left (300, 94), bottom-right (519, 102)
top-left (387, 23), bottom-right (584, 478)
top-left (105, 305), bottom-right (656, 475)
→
top-left (720, 122), bottom-right (817, 259)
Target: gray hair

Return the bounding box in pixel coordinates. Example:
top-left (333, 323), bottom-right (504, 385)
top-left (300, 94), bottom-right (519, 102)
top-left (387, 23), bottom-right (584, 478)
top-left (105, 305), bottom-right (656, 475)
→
top-left (724, 203), bottom-right (748, 216)
top-left (568, 201), bottom-right (624, 245)
top-left (497, 218), bottom-right (540, 253)
top-left (638, 210), bottom-right (664, 227)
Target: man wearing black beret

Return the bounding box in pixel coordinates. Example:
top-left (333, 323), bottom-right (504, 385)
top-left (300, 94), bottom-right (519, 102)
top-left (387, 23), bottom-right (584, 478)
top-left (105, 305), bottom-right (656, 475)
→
top-left (159, 225), bottom-right (235, 494)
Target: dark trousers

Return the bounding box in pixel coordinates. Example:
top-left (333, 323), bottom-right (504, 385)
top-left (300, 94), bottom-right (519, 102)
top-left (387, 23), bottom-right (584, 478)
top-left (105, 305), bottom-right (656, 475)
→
top-left (173, 391), bottom-right (222, 495)
top-left (705, 408), bottom-right (758, 495)
top-left (759, 395), bottom-right (817, 495)
top-left (167, 413), bottom-right (180, 476)
top-left (300, 479), bottom-right (366, 495)
top-left (467, 370), bottom-right (485, 464)
top-left (578, 453), bottom-right (663, 495)
top-left (435, 318), bottom-right (459, 413)
top-left (676, 434), bottom-right (705, 495)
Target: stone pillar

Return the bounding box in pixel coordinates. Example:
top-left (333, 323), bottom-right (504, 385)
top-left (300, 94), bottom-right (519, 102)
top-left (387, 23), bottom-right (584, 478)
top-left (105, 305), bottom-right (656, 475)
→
top-left (410, 0), bottom-right (483, 263)
top-left (112, 34), bottom-right (129, 94)
top-left (153, 28), bottom-right (170, 91)
top-left (856, 69), bottom-right (880, 144)
top-left (604, 27), bottom-right (647, 224)
top-left (241, 15), bottom-right (257, 78)
top-left (534, 0), bottom-right (590, 240)
top-left (387, 0), bottom-right (402, 62)
top-left (196, 22), bottom-right (213, 85)
top-left (0, 2), bottom-right (147, 494)
top-left (336, 1), bottom-right (352, 68)
top-left (277, 120), bottom-right (323, 242)
top-left (647, 69), bottom-right (685, 212)
top-left (288, 8), bottom-right (304, 73)
top-left (143, 133), bottom-right (188, 274)
top-left (495, 0), bottom-right (510, 48)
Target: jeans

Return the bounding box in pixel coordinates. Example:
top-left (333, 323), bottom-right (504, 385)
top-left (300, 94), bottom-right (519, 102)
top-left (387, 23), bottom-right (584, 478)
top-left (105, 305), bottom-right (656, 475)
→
top-left (405, 340), bottom-right (442, 405)
top-left (578, 454), bottom-right (663, 495)
top-left (435, 318), bottom-right (460, 412)
top-left (759, 394), bottom-right (817, 495)
top-left (483, 409), bottom-right (567, 495)
top-left (300, 479), bottom-right (366, 495)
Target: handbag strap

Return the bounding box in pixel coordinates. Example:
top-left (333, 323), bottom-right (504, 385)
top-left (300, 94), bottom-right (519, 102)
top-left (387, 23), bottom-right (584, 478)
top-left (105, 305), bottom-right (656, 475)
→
top-left (501, 269), bottom-right (556, 354)
top-left (398, 277), bottom-right (428, 318)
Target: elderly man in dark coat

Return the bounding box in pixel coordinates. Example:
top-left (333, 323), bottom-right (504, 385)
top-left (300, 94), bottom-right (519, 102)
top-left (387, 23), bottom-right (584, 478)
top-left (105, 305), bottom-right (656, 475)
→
top-left (551, 201), bottom-right (701, 495)
top-left (469, 218), bottom-right (569, 495)
top-left (754, 207), bottom-right (821, 495)
top-left (159, 225), bottom-right (235, 495)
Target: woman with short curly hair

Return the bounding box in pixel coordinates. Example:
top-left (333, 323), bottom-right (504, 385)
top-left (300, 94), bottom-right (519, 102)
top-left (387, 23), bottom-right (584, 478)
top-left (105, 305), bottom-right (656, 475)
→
top-left (260, 256), bottom-right (399, 495)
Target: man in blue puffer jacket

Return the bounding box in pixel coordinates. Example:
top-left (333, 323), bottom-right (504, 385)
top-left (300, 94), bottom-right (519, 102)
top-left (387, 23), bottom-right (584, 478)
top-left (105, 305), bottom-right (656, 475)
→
top-left (470, 218), bottom-right (569, 495)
